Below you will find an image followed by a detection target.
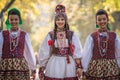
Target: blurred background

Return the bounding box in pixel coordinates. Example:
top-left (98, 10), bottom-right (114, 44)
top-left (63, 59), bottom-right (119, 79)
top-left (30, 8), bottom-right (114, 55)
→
top-left (0, 0), bottom-right (120, 79)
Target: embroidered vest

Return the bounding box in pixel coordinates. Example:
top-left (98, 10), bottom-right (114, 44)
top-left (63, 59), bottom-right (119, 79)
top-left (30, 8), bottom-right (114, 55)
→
top-left (2, 30), bottom-right (26, 58)
top-left (49, 30), bottom-right (73, 55)
top-left (91, 31), bottom-right (116, 59)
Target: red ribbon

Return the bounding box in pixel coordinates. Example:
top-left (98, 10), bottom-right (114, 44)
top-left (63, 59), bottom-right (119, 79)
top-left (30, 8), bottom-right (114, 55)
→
top-left (70, 43), bottom-right (75, 55)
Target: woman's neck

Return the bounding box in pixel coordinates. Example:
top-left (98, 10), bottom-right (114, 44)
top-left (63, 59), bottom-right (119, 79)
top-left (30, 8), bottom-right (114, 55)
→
top-left (57, 28), bottom-right (65, 32)
top-left (10, 27), bottom-right (19, 31)
top-left (98, 28), bottom-right (108, 32)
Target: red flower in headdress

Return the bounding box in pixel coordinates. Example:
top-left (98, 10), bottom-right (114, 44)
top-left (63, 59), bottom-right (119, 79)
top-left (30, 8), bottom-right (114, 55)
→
top-left (48, 40), bottom-right (53, 46)
top-left (70, 43), bottom-right (75, 55)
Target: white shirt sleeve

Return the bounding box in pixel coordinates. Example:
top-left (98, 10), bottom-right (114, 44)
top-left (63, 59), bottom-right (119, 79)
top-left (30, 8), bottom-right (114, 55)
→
top-left (38, 34), bottom-right (51, 67)
top-left (72, 33), bottom-right (83, 59)
top-left (82, 35), bottom-right (93, 72)
top-left (24, 33), bottom-right (36, 70)
top-left (115, 34), bottom-right (120, 68)
top-left (0, 31), bottom-right (3, 59)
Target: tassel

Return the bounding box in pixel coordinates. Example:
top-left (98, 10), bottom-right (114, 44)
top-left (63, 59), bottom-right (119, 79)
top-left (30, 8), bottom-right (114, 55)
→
top-left (66, 55), bottom-right (70, 64)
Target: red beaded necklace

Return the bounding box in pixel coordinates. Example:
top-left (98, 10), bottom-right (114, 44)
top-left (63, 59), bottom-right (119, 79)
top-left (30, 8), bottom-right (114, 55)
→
top-left (9, 29), bottom-right (20, 52)
top-left (97, 29), bottom-right (109, 57)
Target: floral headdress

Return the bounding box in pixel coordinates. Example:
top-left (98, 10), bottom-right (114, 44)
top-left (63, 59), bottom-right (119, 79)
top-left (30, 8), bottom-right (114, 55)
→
top-left (55, 4), bottom-right (66, 13)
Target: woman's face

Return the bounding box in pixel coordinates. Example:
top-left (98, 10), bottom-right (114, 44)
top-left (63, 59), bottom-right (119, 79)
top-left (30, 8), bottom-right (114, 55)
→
top-left (8, 14), bottom-right (19, 29)
top-left (96, 14), bottom-right (108, 30)
top-left (56, 16), bottom-right (65, 29)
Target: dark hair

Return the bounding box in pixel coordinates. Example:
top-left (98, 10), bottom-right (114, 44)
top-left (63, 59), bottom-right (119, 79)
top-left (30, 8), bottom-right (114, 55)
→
top-left (54, 12), bottom-right (69, 30)
top-left (8, 9), bottom-right (20, 19)
top-left (8, 10), bottom-right (19, 15)
top-left (96, 9), bottom-right (109, 21)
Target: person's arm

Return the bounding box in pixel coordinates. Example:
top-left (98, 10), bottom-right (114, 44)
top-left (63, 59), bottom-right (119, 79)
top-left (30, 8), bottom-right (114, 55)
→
top-left (38, 34), bottom-right (51, 68)
top-left (115, 34), bottom-right (120, 68)
top-left (72, 33), bottom-right (83, 78)
top-left (23, 33), bottom-right (36, 79)
top-left (82, 35), bottom-right (93, 72)
top-left (38, 33), bottom-right (51, 79)
top-left (72, 33), bottom-right (82, 58)
top-left (0, 31), bottom-right (3, 60)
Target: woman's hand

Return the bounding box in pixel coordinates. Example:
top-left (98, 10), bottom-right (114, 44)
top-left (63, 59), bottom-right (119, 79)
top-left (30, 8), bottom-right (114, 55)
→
top-left (30, 70), bottom-right (36, 80)
top-left (76, 68), bottom-right (82, 78)
top-left (38, 67), bottom-right (45, 80)
top-left (75, 58), bottom-right (83, 78)
top-left (39, 72), bottom-right (44, 80)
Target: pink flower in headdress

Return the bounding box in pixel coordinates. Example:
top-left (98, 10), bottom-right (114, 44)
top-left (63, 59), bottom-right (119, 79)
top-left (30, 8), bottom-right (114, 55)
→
top-left (70, 43), bottom-right (75, 55)
top-left (48, 40), bottom-right (53, 46)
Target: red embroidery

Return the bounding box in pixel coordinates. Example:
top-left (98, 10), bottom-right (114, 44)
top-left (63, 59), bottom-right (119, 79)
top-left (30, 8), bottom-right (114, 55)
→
top-left (70, 43), bottom-right (75, 55)
top-left (2, 30), bottom-right (25, 58)
top-left (92, 31), bottom-right (116, 59)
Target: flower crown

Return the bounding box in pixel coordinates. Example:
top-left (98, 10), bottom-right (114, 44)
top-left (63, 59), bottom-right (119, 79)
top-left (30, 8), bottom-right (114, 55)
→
top-left (55, 4), bottom-right (66, 13)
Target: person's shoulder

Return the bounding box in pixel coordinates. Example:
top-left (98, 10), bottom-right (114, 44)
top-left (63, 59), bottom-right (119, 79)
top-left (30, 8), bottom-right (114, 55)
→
top-left (67, 30), bottom-right (74, 35)
top-left (67, 30), bottom-right (73, 32)
top-left (2, 30), bottom-right (8, 32)
top-left (48, 30), bottom-right (54, 34)
top-left (108, 31), bottom-right (116, 35)
top-left (20, 29), bottom-right (26, 32)
top-left (19, 29), bottom-right (28, 37)
top-left (20, 29), bottom-right (28, 34)
top-left (109, 31), bottom-right (116, 37)
top-left (109, 31), bottom-right (115, 34)
top-left (91, 30), bottom-right (97, 34)
top-left (2, 30), bottom-right (9, 34)
top-left (89, 30), bottom-right (97, 37)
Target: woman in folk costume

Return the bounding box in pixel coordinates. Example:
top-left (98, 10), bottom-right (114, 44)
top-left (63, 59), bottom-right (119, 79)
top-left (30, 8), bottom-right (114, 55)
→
top-left (82, 9), bottom-right (120, 80)
top-left (38, 4), bottom-right (83, 80)
top-left (0, 8), bottom-right (36, 80)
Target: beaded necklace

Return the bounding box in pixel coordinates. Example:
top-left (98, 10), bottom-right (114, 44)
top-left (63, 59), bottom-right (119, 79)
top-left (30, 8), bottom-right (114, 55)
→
top-left (97, 30), bottom-right (109, 57)
top-left (56, 31), bottom-right (66, 47)
top-left (56, 31), bottom-right (67, 55)
top-left (9, 29), bottom-right (20, 52)
top-left (56, 28), bottom-right (66, 32)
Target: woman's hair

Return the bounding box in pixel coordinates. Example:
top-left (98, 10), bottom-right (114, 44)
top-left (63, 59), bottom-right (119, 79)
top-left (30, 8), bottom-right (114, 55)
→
top-left (95, 9), bottom-right (110, 30)
top-left (53, 4), bottom-right (69, 40)
top-left (54, 12), bottom-right (69, 31)
top-left (8, 9), bottom-right (19, 16)
top-left (96, 9), bottom-right (109, 21)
